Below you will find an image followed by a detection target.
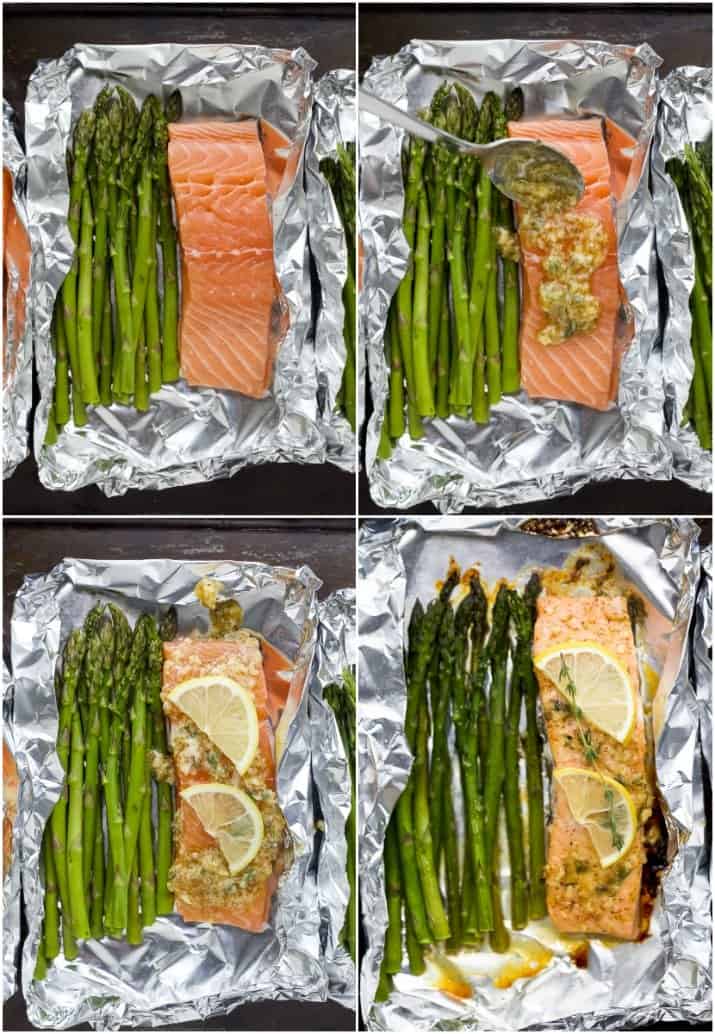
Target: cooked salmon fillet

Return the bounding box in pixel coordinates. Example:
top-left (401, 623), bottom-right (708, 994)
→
top-left (508, 118), bottom-right (624, 411)
top-left (162, 634), bottom-right (290, 931)
top-left (533, 594), bottom-right (649, 941)
top-left (168, 121), bottom-right (281, 398)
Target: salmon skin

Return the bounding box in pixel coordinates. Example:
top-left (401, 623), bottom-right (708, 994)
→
top-left (508, 118), bottom-right (629, 411)
top-left (162, 633), bottom-right (291, 931)
top-left (533, 593), bottom-right (648, 941)
top-left (3, 737), bottom-right (18, 877)
top-left (168, 121), bottom-right (283, 399)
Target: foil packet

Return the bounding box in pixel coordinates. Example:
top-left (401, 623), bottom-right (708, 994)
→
top-left (3, 99), bottom-right (33, 479)
top-left (652, 66), bottom-right (712, 492)
top-left (360, 39), bottom-right (670, 512)
top-left (693, 544), bottom-right (711, 781)
top-left (11, 556), bottom-right (332, 1029)
top-left (358, 518), bottom-right (711, 1029)
top-left (309, 588), bottom-right (357, 1008)
top-left (27, 43), bottom-right (326, 496)
top-left (305, 69), bottom-right (357, 472)
top-left (2, 662), bottom-right (22, 1002)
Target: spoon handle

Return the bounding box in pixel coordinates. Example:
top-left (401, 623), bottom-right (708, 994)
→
top-left (359, 89), bottom-right (466, 154)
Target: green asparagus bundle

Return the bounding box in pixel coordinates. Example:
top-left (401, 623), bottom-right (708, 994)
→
top-left (46, 87), bottom-right (180, 443)
top-left (36, 605), bottom-right (175, 977)
top-left (668, 140), bottom-right (712, 450)
top-left (378, 562), bottom-right (548, 997)
top-left (379, 84), bottom-right (524, 451)
top-left (321, 143), bottom-right (357, 432)
top-left (324, 667), bottom-right (357, 961)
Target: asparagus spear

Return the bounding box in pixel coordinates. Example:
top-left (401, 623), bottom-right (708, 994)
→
top-left (99, 279), bottom-right (113, 407)
top-left (155, 102), bottom-right (180, 383)
top-left (435, 285), bottom-right (451, 420)
top-left (90, 820), bottom-right (105, 940)
top-left (91, 110), bottom-right (112, 381)
top-left (67, 709), bottom-right (91, 939)
top-left (50, 633), bottom-right (86, 959)
top-left (126, 855), bottom-right (143, 945)
top-left (428, 605), bottom-right (455, 864)
top-left (82, 618), bottom-right (109, 891)
top-left (426, 85), bottom-right (451, 373)
top-left (447, 87), bottom-right (479, 411)
top-left (121, 617), bottom-right (150, 906)
top-left (522, 573), bottom-right (547, 918)
top-left (382, 817), bottom-right (404, 974)
top-left (405, 913), bottom-right (425, 975)
top-left (468, 94), bottom-right (496, 420)
top-left (413, 680), bottom-right (450, 942)
top-left (443, 771), bottom-right (462, 952)
top-left (41, 826), bottom-right (60, 963)
top-left (325, 669), bottom-right (357, 960)
top-left (151, 616), bottom-right (174, 916)
top-left (61, 111), bottom-right (95, 407)
top-left (51, 307), bottom-right (70, 428)
top-left (504, 592), bottom-right (529, 930)
top-left (396, 135), bottom-right (427, 438)
top-left (388, 308), bottom-right (406, 439)
top-left (138, 717), bottom-right (157, 928)
top-left (412, 187), bottom-right (435, 417)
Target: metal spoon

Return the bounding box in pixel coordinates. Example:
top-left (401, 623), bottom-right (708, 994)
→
top-left (360, 89), bottom-right (585, 207)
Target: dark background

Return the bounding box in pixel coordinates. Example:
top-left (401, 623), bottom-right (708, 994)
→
top-left (358, 2), bottom-right (713, 516)
top-left (3, 517), bottom-right (356, 1031)
top-left (2, 2), bottom-right (356, 517)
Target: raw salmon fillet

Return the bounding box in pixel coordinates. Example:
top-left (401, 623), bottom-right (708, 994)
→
top-left (508, 118), bottom-right (623, 410)
top-left (533, 594), bottom-right (648, 941)
top-left (3, 738), bottom-right (18, 876)
top-left (3, 165), bottom-right (31, 373)
top-left (162, 634), bottom-right (289, 931)
top-left (168, 121), bottom-right (280, 398)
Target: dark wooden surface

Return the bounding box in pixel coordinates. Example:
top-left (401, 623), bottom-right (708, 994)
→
top-left (2, 2), bottom-right (356, 517)
top-left (358, 2), bottom-right (713, 516)
top-left (3, 518), bottom-right (356, 1032)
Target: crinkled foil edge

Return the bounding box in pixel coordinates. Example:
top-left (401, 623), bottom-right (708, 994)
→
top-left (361, 39), bottom-right (671, 512)
top-left (306, 69), bottom-right (357, 472)
top-left (27, 43), bottom-right (327, 496)
top-left (12, 558), bottom-right (329, 1029)
top-left (652, 65), bottom-right (712, 492)
top-left (358, 517), bottom-right (710, 1030)
top-left (309, 588), bottom-right (357, 1008)
top-left (2, 662), bottom-right (22, 1002)
top-left (2, 100), bottom-right (33, 479)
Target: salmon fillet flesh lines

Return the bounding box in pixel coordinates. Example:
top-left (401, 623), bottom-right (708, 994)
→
top-left (533, 593), bottom-right (648, 941)
top-left (168, 121), bottom-right (280, 399)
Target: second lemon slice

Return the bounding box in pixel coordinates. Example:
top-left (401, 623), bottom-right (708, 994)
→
top-left (168, 674), bottom-right (259, 773)
top-left (555, 767), bottom-right (637, 868)
top-left (181, 783), bottom-right (264, 874)
top-left (533, 640), bottom-right (635, 743)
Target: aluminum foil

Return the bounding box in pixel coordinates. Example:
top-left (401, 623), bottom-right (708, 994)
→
top-left (305, 70), bottom-right (357, 472)
top-left (309, 588), bottom-right (357, 1008)
top-left (27, 43), bottom-right (326, 496)
top-left (652, 66), bottom-right (712, 493)
top-left (693, 545), bottom-right (711, 782)
top-left (3, 99), bottom-right (33, 479)
top-left (11, 556), bottom-right (332, 1029)
top-left (361, 40), bottom-right (670, 512)
top-left (2, 661), bottom-right (22, 1002)
top-left (358, 518), bottom-right (711, 1029)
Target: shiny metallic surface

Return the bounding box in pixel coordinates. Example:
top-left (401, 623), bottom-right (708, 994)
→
top-left (309, 589), bottom-right (356, 1007)
top-left (26, 43), bottom-right (326, 496)
top-left (360, 39), bottom-right (669, 512)
top-left (652, 66), bottom-right (712, 492)
top-left (3, 101), bottom-right (33, 479)
top-left (306, 70), bottom-right (356, 472)
top-left (2, 662), bottom-right (21, 1001)
top-left (358, 518), bottom-right (710, 1030)
top-left (10, 557), bottom-right (337, 1029)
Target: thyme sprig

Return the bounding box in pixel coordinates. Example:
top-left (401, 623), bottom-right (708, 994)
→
top-left (558, 653), bottom-right (624, 853)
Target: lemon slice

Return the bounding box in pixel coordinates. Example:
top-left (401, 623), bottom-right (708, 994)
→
top-left (533, 640), bottom-right (635, 743)
top-left (168, 675), bottom-right (259, 773)
top-left (554, 767), bottom-right (637, 867)
top-left (181, 783), bottom-right (264, 874)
